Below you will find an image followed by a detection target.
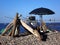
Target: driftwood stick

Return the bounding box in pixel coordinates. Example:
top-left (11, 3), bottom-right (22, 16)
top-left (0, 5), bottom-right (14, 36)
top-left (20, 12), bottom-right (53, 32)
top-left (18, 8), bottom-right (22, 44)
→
top-left (8, 26), bottom-right (14, 36)
top-left (20, 20), bottom-right (41, 40)
top-left (41, 21), bottom-right (47, 32)
top-left (14, 27), bottom-right (19, 36)
top-left (2, 22), bottom-right (13, 36)
top-left (11, 13), bottom-right (18, 37)
top-left (15, 18), bottom-right (20, 36)
top-left (14, 26), bottom-right (20, 36)
top-left (8, 29), bottom-right (13, 36)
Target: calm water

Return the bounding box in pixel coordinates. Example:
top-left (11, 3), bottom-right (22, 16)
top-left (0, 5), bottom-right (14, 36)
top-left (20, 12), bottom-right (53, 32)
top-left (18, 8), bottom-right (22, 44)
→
top-left (0, 23), bottom-right (60, 34)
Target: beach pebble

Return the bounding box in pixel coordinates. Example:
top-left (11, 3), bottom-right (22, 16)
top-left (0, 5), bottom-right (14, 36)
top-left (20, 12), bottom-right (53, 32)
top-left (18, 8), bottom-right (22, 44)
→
top-left (0, 32), bottom-right (60, 45)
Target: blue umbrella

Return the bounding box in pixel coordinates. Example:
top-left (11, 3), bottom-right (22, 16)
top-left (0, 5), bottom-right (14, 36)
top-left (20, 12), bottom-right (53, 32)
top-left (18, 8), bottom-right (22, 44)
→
top-left (29, 7), bottom-right (55, 31)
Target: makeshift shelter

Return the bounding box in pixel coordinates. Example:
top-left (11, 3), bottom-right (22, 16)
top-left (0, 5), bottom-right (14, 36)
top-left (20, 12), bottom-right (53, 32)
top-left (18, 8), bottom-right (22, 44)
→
top-left (1, 13), bottom-right (41, 40)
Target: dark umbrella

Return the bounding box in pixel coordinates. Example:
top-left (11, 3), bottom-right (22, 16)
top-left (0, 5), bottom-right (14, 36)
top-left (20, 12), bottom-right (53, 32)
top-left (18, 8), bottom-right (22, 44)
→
top-left (29, 7), bottom-right (55, 31)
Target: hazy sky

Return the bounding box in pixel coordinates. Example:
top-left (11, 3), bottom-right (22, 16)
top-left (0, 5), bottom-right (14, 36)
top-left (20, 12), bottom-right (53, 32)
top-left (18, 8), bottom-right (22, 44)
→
top-left (0, 0), bottom-right (60, 23)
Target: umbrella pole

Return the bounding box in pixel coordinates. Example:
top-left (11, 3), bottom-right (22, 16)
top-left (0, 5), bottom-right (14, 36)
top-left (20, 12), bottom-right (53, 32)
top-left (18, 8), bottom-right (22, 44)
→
top-left (40, 15), bottom-right (43, 32)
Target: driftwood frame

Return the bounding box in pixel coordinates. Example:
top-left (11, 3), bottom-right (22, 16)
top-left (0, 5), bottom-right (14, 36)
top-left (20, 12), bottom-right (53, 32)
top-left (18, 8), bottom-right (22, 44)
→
top-left (1, 13), bottom-right (41, 40)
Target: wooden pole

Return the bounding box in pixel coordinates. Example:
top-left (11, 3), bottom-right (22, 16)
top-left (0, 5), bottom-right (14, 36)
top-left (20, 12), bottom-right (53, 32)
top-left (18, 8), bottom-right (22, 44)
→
top-left (8, 13), bottom-right (20, 36)
top-left (11, 13), bottom-right (18, 37)
top-left (20, 20), bottom-right (41, 40)
top-left (14, 17), bottom-right (20, 36)
top-left (2, 22), bottom-right (13, 36)
top-left (8, 29), bottom-right (13, 36)
top-left (14, 14), bottom-right (21, 36)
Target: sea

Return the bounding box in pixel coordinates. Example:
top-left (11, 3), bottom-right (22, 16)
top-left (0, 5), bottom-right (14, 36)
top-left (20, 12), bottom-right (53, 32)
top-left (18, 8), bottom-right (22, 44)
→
top-left (0, 23), bottom-right (60, 34)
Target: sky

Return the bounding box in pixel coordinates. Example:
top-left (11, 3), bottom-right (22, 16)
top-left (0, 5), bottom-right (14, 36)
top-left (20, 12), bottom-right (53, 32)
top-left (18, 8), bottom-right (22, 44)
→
top-left (0, 0), bottom-right (60, 23)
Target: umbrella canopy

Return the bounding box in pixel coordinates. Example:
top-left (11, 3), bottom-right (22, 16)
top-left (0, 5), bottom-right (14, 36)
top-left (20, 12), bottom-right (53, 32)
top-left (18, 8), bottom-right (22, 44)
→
top-left (29, 7), bottom-right (55, 15)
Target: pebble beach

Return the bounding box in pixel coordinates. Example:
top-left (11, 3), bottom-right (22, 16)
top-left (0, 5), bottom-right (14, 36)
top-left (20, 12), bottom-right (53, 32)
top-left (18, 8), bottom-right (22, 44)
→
top-left (0, 31), bottom-right (60, 45)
